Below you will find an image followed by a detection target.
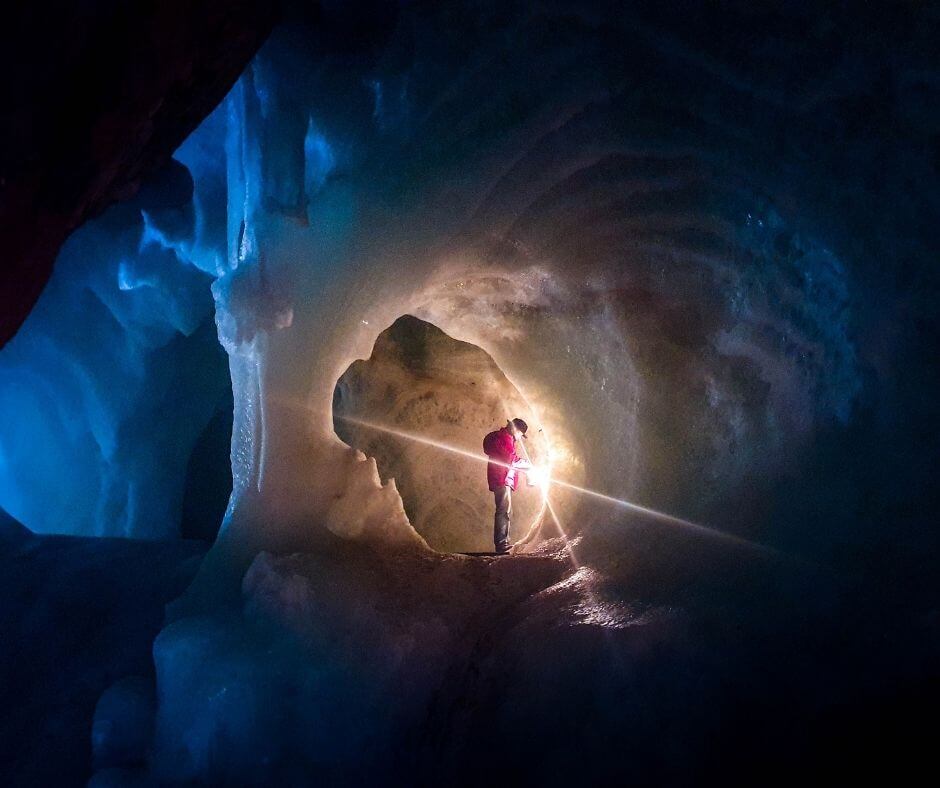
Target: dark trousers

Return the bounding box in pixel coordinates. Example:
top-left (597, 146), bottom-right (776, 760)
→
top-left (494, 485), bottom-right (512, 552)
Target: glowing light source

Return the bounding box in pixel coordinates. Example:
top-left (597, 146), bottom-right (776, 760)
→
top-left (335, 414), bottom-right (774, 555)
top-left (526, 465), bottom-right (549, 488)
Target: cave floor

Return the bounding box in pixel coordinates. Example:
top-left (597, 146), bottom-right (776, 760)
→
top-left (236, 531), bottom-right (938, 784)
top-left (2, 525), bottom-right (936, 786)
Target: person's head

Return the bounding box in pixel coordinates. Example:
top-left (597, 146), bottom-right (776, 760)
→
top-left (507, 417), bottom-right (528, 439)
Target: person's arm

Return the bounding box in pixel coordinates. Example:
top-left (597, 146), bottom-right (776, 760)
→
top-left (510, 437), bottom-right (530, 470)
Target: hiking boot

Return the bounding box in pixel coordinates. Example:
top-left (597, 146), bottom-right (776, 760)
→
top-left (495, 543), bottom-right (514, 555)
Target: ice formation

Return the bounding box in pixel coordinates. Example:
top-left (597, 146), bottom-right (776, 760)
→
top-left (139, 5), bottom-right (878, 780)
top-left (333, 314), bottom-right (558, 553)
top-left (0, 160), bottom-right (229, 538)
top-left (3, 2), bottom-right (937, 784)
top-left (0, 509), bottom-right (206, 784)
top-left (1, 5), bottom-right (862, 551)
top-left (185, 14), bottom-right (861, 580)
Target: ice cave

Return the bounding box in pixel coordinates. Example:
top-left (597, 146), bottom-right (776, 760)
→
top-left (1, 2), bottom-right (938, 785)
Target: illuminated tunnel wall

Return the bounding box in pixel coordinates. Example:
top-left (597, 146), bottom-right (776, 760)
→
top-left (332, 314), bottom-right (557, 554)
top-left (0, 2), bottom-right (935, 589)
top-left (1, 5), bottom-right (937, 786)
top-left (192, 7), bottom-right (870, 576)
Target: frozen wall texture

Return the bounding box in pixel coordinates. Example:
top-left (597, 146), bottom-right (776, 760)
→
top-left (0, 160), bottom-right (231, 537)
top-left (334, 314), bottom-right (554, 553)
top-left (137, 2), bottom-right (935, 781)
top-left (0, 1), bottom-right (277, 345)
top-left (1, 1), bottom-right (937, 782)
top-left (191, 0), bottom-right (903, 571)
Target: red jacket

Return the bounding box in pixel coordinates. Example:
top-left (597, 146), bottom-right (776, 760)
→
top-left (483, 427), bottom-right (520, 491)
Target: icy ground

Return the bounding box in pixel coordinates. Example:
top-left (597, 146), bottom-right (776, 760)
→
top-left (1, 501), bottom-right (937, 785)
top-left (86, 519), bottom-right (940, 785)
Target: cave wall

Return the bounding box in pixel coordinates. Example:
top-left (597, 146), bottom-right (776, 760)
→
top-left (0, 1), bottom-right (936, 589)
top-left (0, 1), bottom-right (279, 347)
top-left (0, 156), bottom-right (230, 537)
top-left (333, 315), bottom-right (554, 553)
top-left (0, 1), bottom-right (277, 537)
top-left (1, 3), bottom-right (937, 784)
top-left (188, 0), bottom-right (938, 589)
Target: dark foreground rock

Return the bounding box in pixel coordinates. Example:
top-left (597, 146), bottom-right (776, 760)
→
top-left (0, 527), bottom-right (207, 786)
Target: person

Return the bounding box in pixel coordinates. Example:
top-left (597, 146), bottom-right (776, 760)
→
top-left (483, 418), bottom-right (531, 554)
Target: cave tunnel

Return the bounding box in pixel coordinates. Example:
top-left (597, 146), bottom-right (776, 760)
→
top-left (1, 2), bottom-right (938, 786)
top-left (333, 314), bottom-right (557, 554)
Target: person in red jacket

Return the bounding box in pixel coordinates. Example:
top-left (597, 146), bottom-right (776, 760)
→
top-left (483, 418), bottom-right (530, 554)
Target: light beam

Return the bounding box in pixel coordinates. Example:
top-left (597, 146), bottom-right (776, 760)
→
top-left (335, 413), bottom-right (774, 554)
